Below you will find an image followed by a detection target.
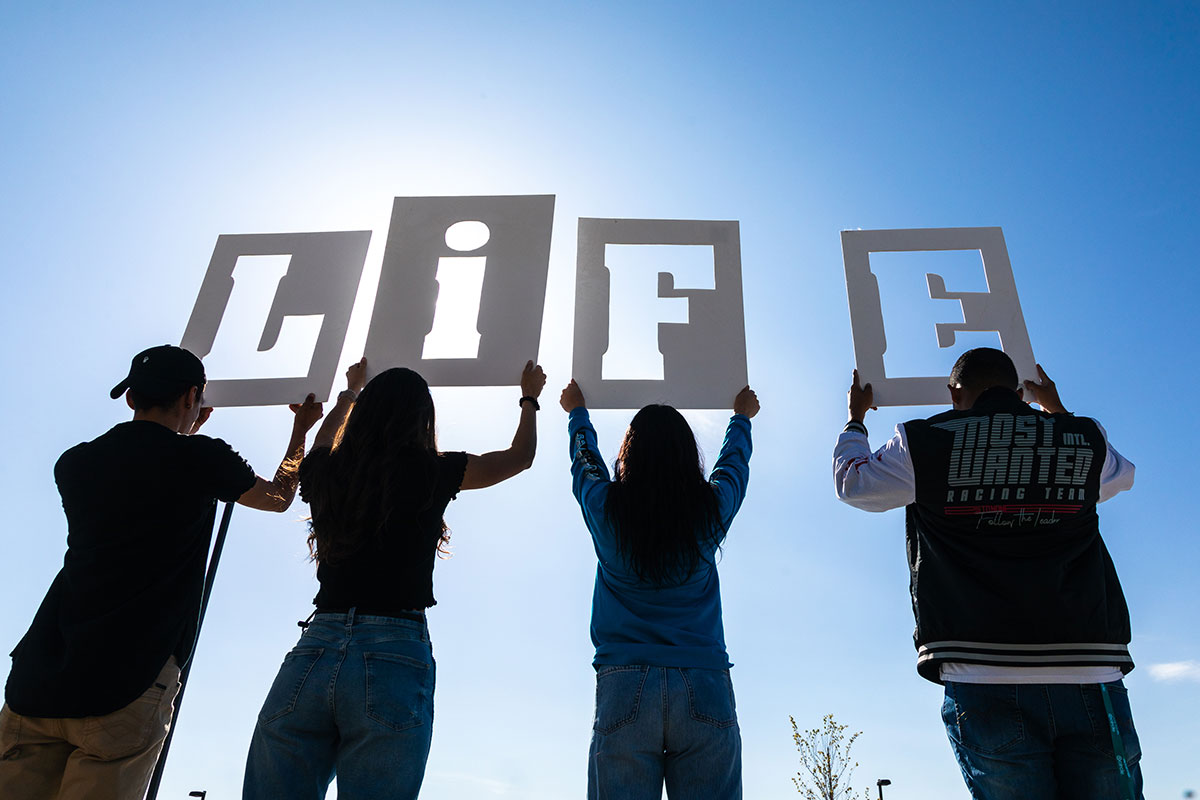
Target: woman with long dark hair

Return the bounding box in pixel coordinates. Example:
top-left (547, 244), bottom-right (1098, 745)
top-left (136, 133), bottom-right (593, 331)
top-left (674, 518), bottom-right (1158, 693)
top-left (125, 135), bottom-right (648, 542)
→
top-left (244, 357), bottom-right (546, 800)
top-left (560, 379), bottom-right (759, 800)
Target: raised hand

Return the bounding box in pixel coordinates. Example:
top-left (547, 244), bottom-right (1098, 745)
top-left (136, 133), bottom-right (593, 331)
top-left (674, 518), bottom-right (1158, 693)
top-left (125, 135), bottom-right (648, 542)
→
top-left (189, 406), bottom-right (214, 435)
top-left (289, 393), bottom-right (324, 433)
top-left (521, 360), bottom-right (547, 399)
top-left (346, 357), bottom-right (368, 394)
top-left (1022, 364), bottom-right (1067, 414)
top-left (560, 379), bottom-right (586, 413)
top-left (848, 369), bottom-right (876, 423)
top-left (733, 385), bottom-right (760, 418)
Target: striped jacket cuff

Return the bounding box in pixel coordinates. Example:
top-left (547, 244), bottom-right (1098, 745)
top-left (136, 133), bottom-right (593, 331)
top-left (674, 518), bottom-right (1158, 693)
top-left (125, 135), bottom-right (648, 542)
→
top-left (918, 640), bottom-right (1133, 670)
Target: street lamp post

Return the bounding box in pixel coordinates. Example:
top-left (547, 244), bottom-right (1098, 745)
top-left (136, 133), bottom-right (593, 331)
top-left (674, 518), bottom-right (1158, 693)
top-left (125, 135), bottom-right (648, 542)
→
top-left (877, 778), bottom-right (891, 800)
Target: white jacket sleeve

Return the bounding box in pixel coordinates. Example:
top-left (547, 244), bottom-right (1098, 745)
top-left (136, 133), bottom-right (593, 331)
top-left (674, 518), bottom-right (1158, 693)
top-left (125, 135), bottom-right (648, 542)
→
top-left (1093, 420), bottom-right (1135, 502)
top-left (833, 422), bottom-right (916, 512)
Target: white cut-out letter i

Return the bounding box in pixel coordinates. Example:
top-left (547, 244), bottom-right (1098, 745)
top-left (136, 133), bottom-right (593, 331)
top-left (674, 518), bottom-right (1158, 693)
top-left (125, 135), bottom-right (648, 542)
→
top-left (422, 221), bottom-right (489, 360)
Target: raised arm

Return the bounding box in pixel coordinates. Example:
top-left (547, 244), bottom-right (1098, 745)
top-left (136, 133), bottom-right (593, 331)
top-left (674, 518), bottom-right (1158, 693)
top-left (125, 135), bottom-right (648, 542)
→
top-left (313, 357), bottom-right (368, 451)
top-left (1026, 364), bottom-right (1135, 501)
top-left (833, 370), bottom-right (915, 511)
top-left (1022, 363), bottom-right (1068, 414)
top-left (561, 379), bottom-right (611, 512)
top-left (709, 386), bottom-right (758, 526)
top-left (460, 361), bottom-right (546, 490)
top-left (237, 393), bottom-right (324, 512)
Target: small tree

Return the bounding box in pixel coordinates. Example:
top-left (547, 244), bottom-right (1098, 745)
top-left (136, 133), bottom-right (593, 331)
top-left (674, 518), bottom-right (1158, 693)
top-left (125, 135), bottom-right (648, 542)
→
top-left (790, 714), bottom-right (871, 800)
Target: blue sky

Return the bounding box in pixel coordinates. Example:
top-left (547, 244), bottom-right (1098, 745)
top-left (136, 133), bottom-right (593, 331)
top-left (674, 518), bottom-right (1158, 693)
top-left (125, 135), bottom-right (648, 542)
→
top-left (2, 2), bottom-right (1198, 797)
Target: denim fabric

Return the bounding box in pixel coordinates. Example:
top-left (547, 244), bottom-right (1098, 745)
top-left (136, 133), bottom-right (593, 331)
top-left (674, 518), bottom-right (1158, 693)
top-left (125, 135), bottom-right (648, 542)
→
top-left (941, 680), bottom-right (1143, 800)
top-left (243, 611), bottom-right (435, 800)
top-left (588, 666), bottom-right (741, 800)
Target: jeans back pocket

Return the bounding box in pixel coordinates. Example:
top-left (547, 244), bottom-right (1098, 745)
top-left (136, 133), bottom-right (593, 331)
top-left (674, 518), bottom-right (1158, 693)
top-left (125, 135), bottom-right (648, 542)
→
top-left (1083, 681), bottom-right (1141, 761)
top-left (594, 666), bottom-right (648, 734)
top-left (364, 651), bottom-right (435, 732)
top-left (942, 682), bottom-right (1025, 755)
top-left (681, 668), bottom-right (738, 728)
top-left (259, 647), bottom-right (325, 724)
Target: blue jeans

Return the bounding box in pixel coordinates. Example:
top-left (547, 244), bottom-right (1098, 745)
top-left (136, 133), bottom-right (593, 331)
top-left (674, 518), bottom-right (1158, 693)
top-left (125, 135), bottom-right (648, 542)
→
top-left (588, 665), bottom-right (741, 800)
top-left (941, 680), bottom-right (1144, 800)
top-left (243, 611), bottom-right (435, 800)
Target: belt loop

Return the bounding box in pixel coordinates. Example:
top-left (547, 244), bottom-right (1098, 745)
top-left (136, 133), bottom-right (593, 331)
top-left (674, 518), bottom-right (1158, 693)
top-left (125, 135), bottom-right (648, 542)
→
top-left (347, 606), bottom-right (356, 626)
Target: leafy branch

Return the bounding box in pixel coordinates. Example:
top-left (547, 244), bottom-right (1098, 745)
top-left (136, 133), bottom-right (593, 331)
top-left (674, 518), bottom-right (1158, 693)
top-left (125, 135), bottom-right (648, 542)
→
top-left (790, 713), bottom-right (871, 800)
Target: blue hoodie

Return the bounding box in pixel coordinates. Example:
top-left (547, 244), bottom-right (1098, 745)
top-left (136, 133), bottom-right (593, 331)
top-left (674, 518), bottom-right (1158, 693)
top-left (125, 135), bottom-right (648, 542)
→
top-left (567, 407), bottom-right (752, 670)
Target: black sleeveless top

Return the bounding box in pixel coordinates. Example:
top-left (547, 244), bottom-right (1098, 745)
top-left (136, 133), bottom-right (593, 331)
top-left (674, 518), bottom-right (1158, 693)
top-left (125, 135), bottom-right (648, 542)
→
top-left (299, 447), bottom-right (468, 611)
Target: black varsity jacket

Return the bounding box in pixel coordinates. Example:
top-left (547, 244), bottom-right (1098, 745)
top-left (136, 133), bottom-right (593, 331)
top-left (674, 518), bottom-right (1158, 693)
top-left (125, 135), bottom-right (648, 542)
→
top-left (833, 387), bottom-right (1136, 683)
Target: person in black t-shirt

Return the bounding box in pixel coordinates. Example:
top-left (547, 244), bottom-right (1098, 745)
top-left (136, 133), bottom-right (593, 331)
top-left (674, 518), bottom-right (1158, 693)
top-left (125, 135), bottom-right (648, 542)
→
top-left (0, 344), bottom-right (324, 800)
top-left (242, 356), bottom-right (546, 800)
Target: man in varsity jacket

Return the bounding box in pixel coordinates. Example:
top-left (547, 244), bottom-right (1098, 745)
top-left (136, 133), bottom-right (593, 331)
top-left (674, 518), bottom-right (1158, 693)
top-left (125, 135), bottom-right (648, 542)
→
top-left (833, 347), bottom-right (1142, 800)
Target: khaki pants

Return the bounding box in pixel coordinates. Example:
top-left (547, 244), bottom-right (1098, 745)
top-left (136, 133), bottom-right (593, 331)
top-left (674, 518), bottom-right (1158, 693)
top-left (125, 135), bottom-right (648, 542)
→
top-left (0, 658), bottom-right (181, 800)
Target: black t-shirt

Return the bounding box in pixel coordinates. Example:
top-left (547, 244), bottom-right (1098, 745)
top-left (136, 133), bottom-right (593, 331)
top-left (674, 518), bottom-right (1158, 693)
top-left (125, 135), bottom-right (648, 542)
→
top-left (4, 421), bottom-right (257, 717)
top-left (301, 447), bottom-right (467, 612)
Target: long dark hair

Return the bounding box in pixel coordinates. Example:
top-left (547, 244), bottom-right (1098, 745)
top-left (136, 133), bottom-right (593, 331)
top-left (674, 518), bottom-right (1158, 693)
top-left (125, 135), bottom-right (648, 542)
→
top-left (302, 367), bottom-right (446, 564)
top-left (604, 405), bottom-right (723, 585)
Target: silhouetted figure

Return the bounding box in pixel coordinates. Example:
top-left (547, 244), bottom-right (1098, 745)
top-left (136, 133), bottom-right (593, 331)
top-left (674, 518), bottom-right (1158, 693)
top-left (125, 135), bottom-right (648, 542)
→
top-left (835, 348), bottom-right (1142, 799)
top-left (561, 379), bottom-right (759, 800)
top-left (242, 357), bottom-right (545, 800)
top-left (0, 344), bottom-right (322, 800)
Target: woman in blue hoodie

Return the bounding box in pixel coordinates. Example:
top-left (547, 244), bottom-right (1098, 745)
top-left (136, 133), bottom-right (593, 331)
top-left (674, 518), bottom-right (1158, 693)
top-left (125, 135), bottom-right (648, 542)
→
top-left (560, 379), bottom-right (758, 800)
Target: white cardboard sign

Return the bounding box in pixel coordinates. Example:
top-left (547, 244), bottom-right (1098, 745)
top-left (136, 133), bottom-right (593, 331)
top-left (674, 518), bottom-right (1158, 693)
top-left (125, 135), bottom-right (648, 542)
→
top-left (179, 198), bottom-right (749, 410)
top-left (180, 231), bottom-right (371, 407)
top-left (841, 226), bottom-right (1036, 407)
top-left (572, 218), bottom-right (748, 409)
top-left (362, 195), bottom-right (555, 385)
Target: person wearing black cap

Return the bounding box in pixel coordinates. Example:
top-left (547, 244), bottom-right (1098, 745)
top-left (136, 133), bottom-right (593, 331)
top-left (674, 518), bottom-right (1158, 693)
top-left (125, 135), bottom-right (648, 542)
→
top-left (0, 344), bottom-right (324, 800)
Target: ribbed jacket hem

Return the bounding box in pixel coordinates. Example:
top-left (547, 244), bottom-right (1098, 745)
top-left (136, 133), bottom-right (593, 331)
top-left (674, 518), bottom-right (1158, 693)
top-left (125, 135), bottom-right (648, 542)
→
top-left (916, 639), bottom-right (1134, 684)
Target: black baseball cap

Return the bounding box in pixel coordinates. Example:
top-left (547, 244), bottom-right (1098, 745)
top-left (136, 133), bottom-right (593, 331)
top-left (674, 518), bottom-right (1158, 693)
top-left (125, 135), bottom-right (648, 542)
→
top-left (110, 345), bottom-right (207, 400)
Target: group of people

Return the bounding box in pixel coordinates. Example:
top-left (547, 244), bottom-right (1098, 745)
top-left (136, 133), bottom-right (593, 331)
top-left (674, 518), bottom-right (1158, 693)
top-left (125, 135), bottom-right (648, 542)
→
top-left (0, 343), bottom-right (1143, 800)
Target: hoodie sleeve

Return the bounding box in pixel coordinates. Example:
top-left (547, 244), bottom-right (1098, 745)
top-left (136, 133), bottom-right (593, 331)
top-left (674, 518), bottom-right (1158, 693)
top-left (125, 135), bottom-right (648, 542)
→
top-left (709, 414), bottom-right (752, 529)
top-left (568, 407), bottom-right (611, 517)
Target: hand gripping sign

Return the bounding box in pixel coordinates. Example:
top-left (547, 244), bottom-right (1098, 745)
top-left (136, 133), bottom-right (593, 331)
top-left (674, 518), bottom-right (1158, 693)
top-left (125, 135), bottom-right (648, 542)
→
top-left (841, 226), bottom-right (1036, 407)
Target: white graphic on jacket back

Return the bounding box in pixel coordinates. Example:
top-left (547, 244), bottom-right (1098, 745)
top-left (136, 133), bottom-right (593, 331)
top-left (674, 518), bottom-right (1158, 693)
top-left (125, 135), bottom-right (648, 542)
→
top-left (933, 414), bottom-right (1095, 528)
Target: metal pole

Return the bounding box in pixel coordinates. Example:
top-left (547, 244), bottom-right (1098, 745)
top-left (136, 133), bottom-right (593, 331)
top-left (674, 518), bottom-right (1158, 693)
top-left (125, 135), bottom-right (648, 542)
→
top-left (145, 501), bottom-right (236, 800)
